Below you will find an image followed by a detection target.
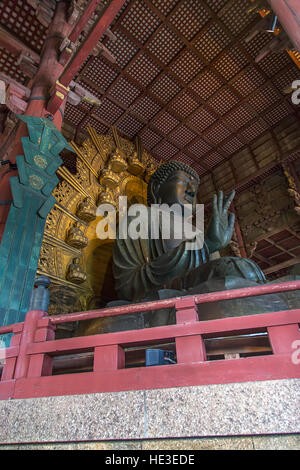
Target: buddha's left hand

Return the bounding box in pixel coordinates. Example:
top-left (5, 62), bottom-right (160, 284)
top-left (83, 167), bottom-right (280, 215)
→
top-left (205, 190), bottom-right (235, 253)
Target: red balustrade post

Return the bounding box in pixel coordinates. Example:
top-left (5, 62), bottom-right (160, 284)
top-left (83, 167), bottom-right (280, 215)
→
top-left (94, 345), bottom-right (125, 372)
top-left (27, 318), bottom-right (56, 378)
top-left (14, 310), bottom-right (46, 379)
top-left (14, 276), bottom-right (51, 379)
top-left (268, 323), bottom-right (300, 355)
top-left (0, 324), bottom-right (23, 381)
top-left (175, 297), bottom-right (207, 363)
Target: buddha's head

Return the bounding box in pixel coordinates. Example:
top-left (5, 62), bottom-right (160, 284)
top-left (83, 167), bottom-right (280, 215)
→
top-left (147, 160), bottom-right (200, 213)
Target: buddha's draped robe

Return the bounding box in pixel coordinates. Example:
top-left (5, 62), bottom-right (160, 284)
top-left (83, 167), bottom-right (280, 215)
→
top-left (113, 207), bottom-right (266, 302)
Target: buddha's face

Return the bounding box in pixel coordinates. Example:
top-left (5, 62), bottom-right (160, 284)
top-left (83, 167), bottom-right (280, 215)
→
top-left (156, 170), bottom-right (198, 213)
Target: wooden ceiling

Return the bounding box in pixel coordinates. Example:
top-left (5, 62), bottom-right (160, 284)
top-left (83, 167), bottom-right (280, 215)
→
top-left (0, 0), bottom-right (299, 182)
top-left (64, 0), bottom-right (300, 178)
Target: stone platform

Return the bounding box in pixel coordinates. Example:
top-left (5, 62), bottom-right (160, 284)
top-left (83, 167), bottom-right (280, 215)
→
top-left (0, 378), bottom-right (299, 449)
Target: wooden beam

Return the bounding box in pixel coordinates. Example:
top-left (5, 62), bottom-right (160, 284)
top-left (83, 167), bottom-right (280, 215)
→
top-left (264, 257), bottom-right (300, 274)
top-left (0, 26), bottom-right (40, 64)
top-left (253, 251), bottom-right (277, 266)
top-left (59, 0), bottom-right (128, 89)
top-left (265, 237), bottom-right (298, 258)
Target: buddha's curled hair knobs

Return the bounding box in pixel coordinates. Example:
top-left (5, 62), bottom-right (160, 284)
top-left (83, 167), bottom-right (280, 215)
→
top-left (147, 160), bottom-right (200, 205)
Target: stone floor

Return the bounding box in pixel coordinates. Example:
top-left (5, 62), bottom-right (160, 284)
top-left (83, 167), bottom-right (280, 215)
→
top-left (0, 435), bottom-right (299, 450)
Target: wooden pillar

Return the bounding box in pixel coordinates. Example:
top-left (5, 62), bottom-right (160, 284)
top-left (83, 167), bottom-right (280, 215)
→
top-left (268, 323), bottom-right (300, 355)
top-left (94, 345), bottom-right (125, 371)
top-left (0, 324), bottom-right (23, 381)
top-left (8, 1), bottom-right (70, 162)
top-left (0, 2), bottom-right (70, 246)
top-left (175, 298), bottom-right (207, 363)
top-left (267, 0), bottom-right (300, 52)
top-left (14, 309), bottom-right (45, 379)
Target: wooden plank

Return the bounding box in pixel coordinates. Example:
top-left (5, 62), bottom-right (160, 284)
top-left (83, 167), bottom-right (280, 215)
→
top-left (59, 0), bottom-right (128, 88)
top-left (12, 354), bottom-right (300, 399)
top-left (264, 257), bottom-right (300, 274)
top-left (50, 335), bottom-right (272, 373)
top-left (48, 280), bottom-right (300, 324)
top-left (0, 26), bottom-right (40, 64)
top-left (29, 309), bottom-right (300, 357)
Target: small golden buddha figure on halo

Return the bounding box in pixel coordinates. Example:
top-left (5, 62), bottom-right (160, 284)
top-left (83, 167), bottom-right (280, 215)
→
top-left (127, 151), bottom-right (145, 177)
top-left (76, 197), bottom-right (96, 223)
top-left (66, 222), bottom-right (88, 249)
top-left (97, 187), bottom-right (116, 207)
top-left (66, 258), bottom-right (87, 284)
top-left (99, 167), bottom-right (121, 189)
top-left (108, 147), bottom-right (128, 173)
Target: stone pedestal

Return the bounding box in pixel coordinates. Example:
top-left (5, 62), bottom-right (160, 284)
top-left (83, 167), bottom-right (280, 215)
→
top-left (0, 379), bottom-right (299, 449)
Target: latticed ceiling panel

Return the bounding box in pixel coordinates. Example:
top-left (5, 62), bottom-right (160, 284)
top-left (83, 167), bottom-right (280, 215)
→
top-left (230, 66), bottom-right (266, 97)
top-left (130, 95), bottom-right (161, 120)
top-left (116, 112), bottom-right (144, 137)
top-left (168, 125), bottom-right (197, 148)
top-left (106, 29), bottom-right (139, 68)
top-left (201, 150), bottom-right (224, 169)
top-left (120, 0), bottom-right (161, 44)
top-left (82, 116), bottom-right (109, 135)
top-left (187, 107), bottom-right (218, 132)
top-left (125, 52), bottom-right (161, 86)
top-left (108, 76), bottom-right (141, 106)
top-left (139, 127), bottom-right (163, 149)
top-left (152, 139), bottom-right (178, 160)
top-left (151, 110), bottom-right (180, 134)
top-left (0, 0), bottom-right (47, 53)
top-left (187, 137), bottom-right (212, 156)
top-left (64, 102), bottom-right (86, 127)
top-left (204, 122), bottom-right (232, 146)
top-left (207, 87), bottom-right (239, 115)
top-left (94, 98), bottom-right (124, 124)
top-left (168, 90), bottom-right (199, 118)
top-left (219, 0), bottom-right (257, 37)
top-left (258, 50), bottom-right (293, 78)
top-left (0, 47), bottom-right (27, 84)
top-left (146, 24), bottom-right (184, 65)
top-left (193, 23), bottom-right (231, 62)
top-left (169, 49), bottom-right (205, 84)
top-left (189, 69), bottom-right (224, 101)
top-left (149, 73), bottom-right (182, 103)
top-left (239, 120), bottom-right (269, 143)
top-left (168, 0), bottom-right (211, 41)
top-left (84, 56), bottom-right (119, 91)
top-left (247, 85), bottom-right (282, 114)
top-left (175, 152), bottom-right (196, 166)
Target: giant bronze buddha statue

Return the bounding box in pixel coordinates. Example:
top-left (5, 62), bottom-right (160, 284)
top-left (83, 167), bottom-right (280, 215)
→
top-left (113, 160), bottom-right (266, 306)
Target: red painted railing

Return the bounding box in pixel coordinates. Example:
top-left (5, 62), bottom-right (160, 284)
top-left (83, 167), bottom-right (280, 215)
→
top-left (0, 281), bottom-right (300, 400)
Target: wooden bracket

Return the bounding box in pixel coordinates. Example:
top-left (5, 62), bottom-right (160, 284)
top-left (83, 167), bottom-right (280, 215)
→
top-left (67, 81), bottom-right (101, 106)
top-left (0, 73), bottom-right (31, 114)
top-left (47, 80), bottom-right (70, 115)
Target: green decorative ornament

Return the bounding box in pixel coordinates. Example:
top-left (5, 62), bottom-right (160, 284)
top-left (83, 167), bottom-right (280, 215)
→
top-left (34, 155), bottom-right (47, 169)
top-left (29, 174), bottom-right (44, 190)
